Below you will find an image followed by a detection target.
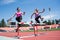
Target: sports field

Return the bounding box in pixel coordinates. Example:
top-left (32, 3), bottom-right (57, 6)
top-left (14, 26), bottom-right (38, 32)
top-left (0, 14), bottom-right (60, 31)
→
top-left (0, 27), bottom-right (60, 40)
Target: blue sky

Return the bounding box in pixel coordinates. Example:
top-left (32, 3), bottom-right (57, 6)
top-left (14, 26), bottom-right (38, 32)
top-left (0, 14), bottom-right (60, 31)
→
top-left (0, 0), bottom-right (60, 23)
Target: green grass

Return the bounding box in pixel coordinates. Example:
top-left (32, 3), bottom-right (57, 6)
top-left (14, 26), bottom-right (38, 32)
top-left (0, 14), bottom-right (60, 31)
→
top-left (49, 28), bottom-right (60, 31)
top-left (20, 30), bottom-right (34, 32)
top-left (20, 28), bottom-right (60, 32)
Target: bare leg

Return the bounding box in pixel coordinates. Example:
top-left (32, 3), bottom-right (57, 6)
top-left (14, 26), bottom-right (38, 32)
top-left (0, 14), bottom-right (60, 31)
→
top-left (39, 15), bottom-right (43, 21)
top-left (34, 24), bottom-right (38, 36)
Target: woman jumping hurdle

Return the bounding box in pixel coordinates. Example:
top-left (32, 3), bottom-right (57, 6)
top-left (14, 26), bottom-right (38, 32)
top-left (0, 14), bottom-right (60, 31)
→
top-left (8, 7), bottom-right (25, 38)
top-left (31, 8), bottom-right (45, 36)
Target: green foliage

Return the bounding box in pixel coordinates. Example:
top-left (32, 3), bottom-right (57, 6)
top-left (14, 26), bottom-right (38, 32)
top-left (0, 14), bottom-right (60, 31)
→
top-left (55, 19), bottom-right (59, 24)
top-left (43, 21), bottom-right (47, 23)
top-left (21, 24), bottom-right (29, 27)
top-left (52, 20), bottom-right (54, 24)
top-left (0, 19), bottom-right (6, 27)
top-left (0, 22), bottom-right (1, 27)
top-left (47, 20), bottom-right (51, 25)
top-left (43, 19), bottom-right (60, 25)
top-left (43, 20), bottom-right (51, 25)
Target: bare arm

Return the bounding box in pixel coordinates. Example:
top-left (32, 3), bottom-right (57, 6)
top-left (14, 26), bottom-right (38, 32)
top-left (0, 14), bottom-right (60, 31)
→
top-left (7, 13), bottom-right (16, 21)
top-left (22, 12), bottom-right (25, 15)
top-left (10, 13), bottom-right (16, 19)
top-left (31, 13), bottom-right (35, 19)
top-left (39, 8), bottom-right (45, 13)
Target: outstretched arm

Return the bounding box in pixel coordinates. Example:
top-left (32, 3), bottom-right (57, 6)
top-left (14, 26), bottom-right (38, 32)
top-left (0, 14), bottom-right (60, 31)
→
top-left (39, 8), bottom-right (45, 13)
top-left (22, 12), bottom-right (25, 15)
top-left (31, 13), bottom-right (35, 19)
top-left (10, 13), bottom-right (16, 19)
top-left (7, 13), bottom-right (16, 21)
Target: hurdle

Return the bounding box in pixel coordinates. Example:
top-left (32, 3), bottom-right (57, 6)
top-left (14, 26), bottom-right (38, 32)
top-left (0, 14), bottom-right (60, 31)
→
top-left (7, 21), bottom-right (17, 28)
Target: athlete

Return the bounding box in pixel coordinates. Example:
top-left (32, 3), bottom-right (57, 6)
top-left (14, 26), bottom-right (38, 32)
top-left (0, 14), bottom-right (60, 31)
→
top-left (8, 7), bottom-right (25, 37)
top-left (31, 8), bottom-right (45, 23)
top-left (31, 8), bottom-right (45, 36)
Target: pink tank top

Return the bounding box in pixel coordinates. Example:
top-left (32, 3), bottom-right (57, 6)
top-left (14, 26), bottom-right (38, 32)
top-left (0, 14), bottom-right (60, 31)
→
top-left (16, 12), bottom-right (22, 17)
top-left (35, 13), bottom-right (39, 18)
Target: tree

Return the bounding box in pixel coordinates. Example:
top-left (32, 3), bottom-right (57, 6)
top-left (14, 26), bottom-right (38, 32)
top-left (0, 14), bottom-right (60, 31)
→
top-left (52, 20), bottom-right (54, 24)
top-left (58, 19), bottom-right (60, 24)
top-left (0, 22), bottom-right (1, 27)
top-left (0, 19), bottom-right (6, 27)
top-left (47, 20), bottom-right (51, 25)
top-left (58, 19), bottom-right (60, 22)
top-left (55, 19), bottom-right (59, 24)
top-left (43, 20), bottom-right (48, 24)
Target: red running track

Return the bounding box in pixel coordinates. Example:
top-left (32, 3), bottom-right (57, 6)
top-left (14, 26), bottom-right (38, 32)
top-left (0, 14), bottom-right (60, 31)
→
top-left (0, 30), bottom-right (60, 40)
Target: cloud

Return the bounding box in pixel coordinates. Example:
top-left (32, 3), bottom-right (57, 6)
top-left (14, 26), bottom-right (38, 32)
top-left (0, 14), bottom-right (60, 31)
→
top-left (43, 14), bottom-right (55, 20)
top-left (1, 0), bottom-right (16, 5)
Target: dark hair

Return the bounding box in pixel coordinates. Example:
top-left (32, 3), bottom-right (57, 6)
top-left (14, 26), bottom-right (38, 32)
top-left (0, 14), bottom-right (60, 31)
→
top-left (17, 7), bottom-right (20, 10)
top-left (35, 8), bottom-right (38, 12)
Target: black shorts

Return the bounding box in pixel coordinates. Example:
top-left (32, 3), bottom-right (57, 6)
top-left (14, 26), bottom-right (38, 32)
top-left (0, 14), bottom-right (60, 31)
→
top-left (16, 16), bottom-right (22, 27)
top-left (16, 16), bottom-right (22, 22)
top-left (35, 15), bottom-right (41, 23)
